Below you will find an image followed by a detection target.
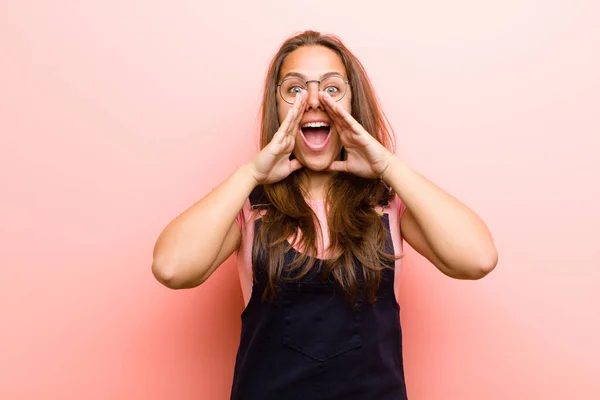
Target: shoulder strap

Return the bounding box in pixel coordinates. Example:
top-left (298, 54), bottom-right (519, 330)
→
top-left (378, 183), bottom-right (392, 208)
top-left (249, 185), bottom-right (270, 210)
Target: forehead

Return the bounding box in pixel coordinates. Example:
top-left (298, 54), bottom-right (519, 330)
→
top-left (279, 45), bottom-right (347, 80)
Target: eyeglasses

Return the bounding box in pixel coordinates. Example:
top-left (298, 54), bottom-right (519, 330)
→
top-left (276, 75), bottom-right (350, 105)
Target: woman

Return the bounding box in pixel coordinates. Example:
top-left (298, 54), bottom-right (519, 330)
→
top-left (152, 30), bottom-right (498, 399)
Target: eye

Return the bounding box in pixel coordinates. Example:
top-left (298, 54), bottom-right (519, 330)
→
top-left (321, 76), bottom-right (346, 98)
top-left (281, 78), bottom-right (305, 95)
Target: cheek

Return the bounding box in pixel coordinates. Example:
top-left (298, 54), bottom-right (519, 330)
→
top-left (277, 102), bottom-right (290, 124)
top-left (341, 95), bottom-right (352, 114)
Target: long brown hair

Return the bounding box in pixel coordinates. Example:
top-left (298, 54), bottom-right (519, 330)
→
top-left (254, 30), bottom-right (398, 305)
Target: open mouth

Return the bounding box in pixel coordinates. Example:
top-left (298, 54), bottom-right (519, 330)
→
top-left (300, 121), bottom-right (331, 151)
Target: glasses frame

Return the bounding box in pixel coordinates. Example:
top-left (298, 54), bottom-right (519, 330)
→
top-left (276, 76), bottom-right (350, 105)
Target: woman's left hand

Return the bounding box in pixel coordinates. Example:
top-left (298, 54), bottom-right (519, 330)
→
top-left (319, 91), bottom-right (393, 178)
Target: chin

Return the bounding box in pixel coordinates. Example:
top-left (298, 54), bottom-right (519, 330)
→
top-left (304, 163), bottom-right (330, 172)
top-left (297, 154), bottom-right (336, 172)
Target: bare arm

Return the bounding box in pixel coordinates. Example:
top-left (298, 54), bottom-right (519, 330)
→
top-left (318, 90), bottom-right (497, 280)
top-left (384, 156), bottom-right (498, 279)
top-left (152, 164), bottom-right (256, 289)
top-left (152, 90), bottom-right (308, 289)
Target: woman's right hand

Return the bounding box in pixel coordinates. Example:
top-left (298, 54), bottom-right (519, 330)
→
top-left (249, 90), bottom-right (307, 185)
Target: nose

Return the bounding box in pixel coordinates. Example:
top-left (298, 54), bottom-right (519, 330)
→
top-left (305, 81), bottom-right (323, 111)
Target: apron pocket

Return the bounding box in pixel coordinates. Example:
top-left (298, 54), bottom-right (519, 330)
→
top-left (282, 282), bottom-right (362, 362)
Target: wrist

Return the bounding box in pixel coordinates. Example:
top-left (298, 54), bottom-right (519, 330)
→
top-left (238, 163), bottom-right (261, 188)
top-left (380, 153), bottom-right (398, 183)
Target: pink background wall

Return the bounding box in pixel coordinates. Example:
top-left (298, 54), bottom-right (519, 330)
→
top-left (1, 1), bottom-right (598, 399)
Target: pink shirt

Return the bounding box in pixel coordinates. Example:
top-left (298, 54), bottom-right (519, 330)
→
top-left (235, 195), bottom-right (408, 307)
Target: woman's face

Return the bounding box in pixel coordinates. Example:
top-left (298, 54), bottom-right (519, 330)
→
top-left (277, 45), bottom-right (351, 172)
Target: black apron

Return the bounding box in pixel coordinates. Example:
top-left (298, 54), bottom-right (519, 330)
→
top-left (231, 187), bottom-right (408, 399)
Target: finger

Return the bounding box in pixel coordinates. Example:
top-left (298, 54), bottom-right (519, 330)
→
top-left (326, 160), bottom-right (349, 173)
top-left (318, 92), bottom-right (344, 132)
top-left (321, 92), bottom-right (361, 134)
top-left (273, 106), bottom-right (296, 144)
top-left (287, 90), bottom-right (306, 135)
top-left (289, 158), bottom-right (304, 173)
top-left (271, 91), bottom-right (306, 146)
top-left (319, 92), bottom-right (351, 134)
top-left (319, 91), bottom-right (341, 121)
top-left (331, 99), bottom-right (366, 136)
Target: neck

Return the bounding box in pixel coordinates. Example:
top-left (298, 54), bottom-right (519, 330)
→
top-left (300, 169), bottom-right (334, 200)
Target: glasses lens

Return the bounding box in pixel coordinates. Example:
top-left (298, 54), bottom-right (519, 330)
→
top-left (278, 76), bottom-right (348, 103)
top-left (320, 76), bottom-right (346, 101)
top-left (280, 78), bottom-right (306, 104)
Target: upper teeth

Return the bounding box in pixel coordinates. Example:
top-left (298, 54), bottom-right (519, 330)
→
top-left (302, 122), bottom-right (329, 128)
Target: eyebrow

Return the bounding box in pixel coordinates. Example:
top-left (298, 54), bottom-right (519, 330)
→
top-left (281, 71), bottom-right (346, 80)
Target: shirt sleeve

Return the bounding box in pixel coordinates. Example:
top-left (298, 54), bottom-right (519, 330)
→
top-left (235, 208), bottom-right (244, 230)
top-left (235, 198), bottom-right (256, 306)
top-left (235, 198), bottom-right (252, 230)
top-left (397, 195), bottom-right (408, 221)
